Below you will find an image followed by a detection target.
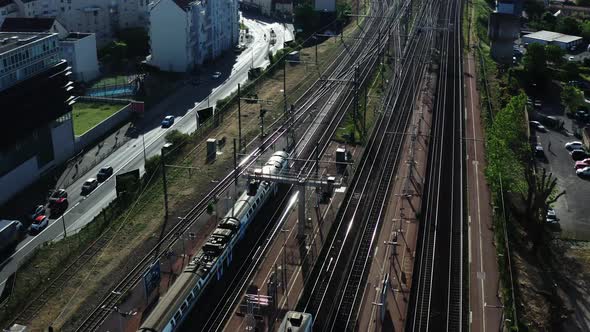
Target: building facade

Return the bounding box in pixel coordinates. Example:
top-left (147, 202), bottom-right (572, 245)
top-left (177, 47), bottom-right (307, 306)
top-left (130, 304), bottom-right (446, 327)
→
top-left (60, 32), bottom-right (99, 81)
top-left (1, 18), bottom-right (100, 82)
top-left (148, 0), bottom-right (238, 72)
top-left (0, 32), bottom-right (75, 206)
top-left (8, 0), bottom-right (149, 46)
top-left (0, 0), bottom-right (19, 26)
top-left (522, 30), bottom-right (584, 50)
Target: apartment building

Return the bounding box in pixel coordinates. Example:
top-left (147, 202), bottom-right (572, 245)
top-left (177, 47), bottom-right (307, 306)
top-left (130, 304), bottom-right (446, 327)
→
top-left (0, 0), bottom-right (19, 26)
top-left (148, 0), bottom-right (238, 72)
top-left (0, 32), bottom-right (75, 205)
top-left (1, 17), bottom-right (99, 82)
top-left (8, 0), bottom-right (148, 46)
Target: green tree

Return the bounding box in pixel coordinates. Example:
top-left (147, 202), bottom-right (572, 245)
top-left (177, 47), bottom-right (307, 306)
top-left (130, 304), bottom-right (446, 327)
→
top-left (118, 28), bottom-right (149, 57)
top-left (522, 168), bottom-right (565, 251)
top-left (580, 20), bottom-right (590, 42)
top-left (98, 41), bottom-right (128, 66)
top-left (524, 0), bottom-right (545, 19)
top-left (561, 86), bottom-right (585, 114)
top-left (294, 3), bottom-right (320, 36)
top-left (523, 43), bottom-right (547, 83)
top-left (336, 2), bottom-right (352, 23)
top-left (545, 44), bottom-right (565, 65)
top-left (485, 94), bottom-right (528, 194)
top-left (563, 62), bottom-right (579, 81)
top-left (556, 17), bottom-right (581, 36)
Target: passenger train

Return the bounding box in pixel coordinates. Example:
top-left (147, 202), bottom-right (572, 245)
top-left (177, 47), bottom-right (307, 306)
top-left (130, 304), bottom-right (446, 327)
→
top-left (138, 151), bottom-right (290, 332)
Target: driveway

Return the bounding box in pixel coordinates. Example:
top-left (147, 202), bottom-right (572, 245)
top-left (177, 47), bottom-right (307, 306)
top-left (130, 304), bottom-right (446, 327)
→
top-left (533, 117), bottom-right (590, 240)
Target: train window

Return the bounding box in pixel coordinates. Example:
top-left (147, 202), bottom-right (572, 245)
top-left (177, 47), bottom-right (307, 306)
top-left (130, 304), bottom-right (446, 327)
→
top-left (188, 292), bottom-right (195, 301)
top-left (181, 302), bottom-right (188, 312)
top-left (174, 311), bottom-right (182, 322)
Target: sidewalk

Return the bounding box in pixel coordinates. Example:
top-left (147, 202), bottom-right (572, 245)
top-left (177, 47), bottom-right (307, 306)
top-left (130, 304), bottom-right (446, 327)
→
top-left (464, 46), bottom-right (503, 332)
top-left (57, 123), bottom-right (133, 189)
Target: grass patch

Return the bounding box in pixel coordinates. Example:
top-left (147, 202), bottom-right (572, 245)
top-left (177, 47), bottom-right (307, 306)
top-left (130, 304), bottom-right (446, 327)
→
top-left (90, 75), bottom-right (130, 88)
top-left (72, 102), bottom-right (124, 135)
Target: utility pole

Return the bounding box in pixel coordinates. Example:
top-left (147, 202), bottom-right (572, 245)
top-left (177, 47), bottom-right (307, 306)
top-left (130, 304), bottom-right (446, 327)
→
top-left (162, 147), bottom-right (169, 220)
top-left (155, 143), bottom-right (172, 256)
top-left (364, 85), bottom-right (368, 135)
top-left (260, 107), bottom-right (266, 138)
top-left (237, 83), bottom-right (243, 151)
top-left (233, 138), bottom-right (238, 186)
top-left (353, 66), bottom-right (359, 135)
top-left (283, 59), bottom-right (288, 148)
top-left (61, 214), bottom-right (67, 239)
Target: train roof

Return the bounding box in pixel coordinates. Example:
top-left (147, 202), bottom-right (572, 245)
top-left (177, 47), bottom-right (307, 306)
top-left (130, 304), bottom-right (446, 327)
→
top-left (139, 268), bottom-right (198, 331)
top-left (278, 311), bottom-right (313, 332)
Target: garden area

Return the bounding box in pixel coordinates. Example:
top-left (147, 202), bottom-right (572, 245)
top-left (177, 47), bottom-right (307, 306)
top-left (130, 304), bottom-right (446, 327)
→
top-left (72, 102), bottom-right (124, 135)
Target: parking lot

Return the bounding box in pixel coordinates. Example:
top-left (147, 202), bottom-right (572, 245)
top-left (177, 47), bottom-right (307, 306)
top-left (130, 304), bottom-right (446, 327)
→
top-left (533, 113), bottom-right (590, 240)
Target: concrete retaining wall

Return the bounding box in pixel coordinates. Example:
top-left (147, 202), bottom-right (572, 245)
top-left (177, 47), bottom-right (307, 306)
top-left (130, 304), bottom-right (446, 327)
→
top-left (75, 103), bottom-right (132, 152)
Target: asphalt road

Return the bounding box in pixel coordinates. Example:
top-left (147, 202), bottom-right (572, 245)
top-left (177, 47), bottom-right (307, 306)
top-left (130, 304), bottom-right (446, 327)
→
top-left (0, 14), bottom-right (293, 296)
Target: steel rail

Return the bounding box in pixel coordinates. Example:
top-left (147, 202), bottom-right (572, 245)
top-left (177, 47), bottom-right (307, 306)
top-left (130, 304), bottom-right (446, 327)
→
top-left (71, 2), bottom-right (392, 332)
top-left (297, 5), bottom-right (434, 328)
top-left (200, 1), bottom-right (397, 329)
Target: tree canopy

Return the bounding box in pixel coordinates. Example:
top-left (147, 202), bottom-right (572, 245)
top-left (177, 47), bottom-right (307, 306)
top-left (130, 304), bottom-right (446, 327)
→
top-left (561, 86), bottom-right (585, 114)
top-left (485, 93), bottom-right (528, 194)
top-left (523, 43), bottom-right (548, 83)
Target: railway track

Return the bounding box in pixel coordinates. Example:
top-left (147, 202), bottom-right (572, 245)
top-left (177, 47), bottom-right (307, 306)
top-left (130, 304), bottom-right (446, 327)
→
top-left (296, 0), bottom-right (438, 330)
top-left (198, 1), bottom-right (405, 330)
top-left (405, 0), bottom-right (466, 330)
top-left (7, 28), bottom-right (359, 332)
top-left (65, 3), bottom-right (397, 332)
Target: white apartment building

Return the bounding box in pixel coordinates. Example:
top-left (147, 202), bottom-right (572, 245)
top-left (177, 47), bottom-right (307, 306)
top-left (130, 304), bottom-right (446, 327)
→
top-left (0, 0), bottom-right (19, 26)
top-left (1, 17), bottom-right (100, 82)
top-left (148, 0), bottom-right (238, 72)
top-left (60, 32), bottom-right (99, 81)
top-left (9, 0), bottom-right (149, 46)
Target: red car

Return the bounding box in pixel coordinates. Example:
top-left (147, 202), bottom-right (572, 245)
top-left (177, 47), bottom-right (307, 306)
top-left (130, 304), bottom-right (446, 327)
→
top-left (575, 160), bottom-right (590, 169)
top-left (48, 189), bottom-right (68, 216)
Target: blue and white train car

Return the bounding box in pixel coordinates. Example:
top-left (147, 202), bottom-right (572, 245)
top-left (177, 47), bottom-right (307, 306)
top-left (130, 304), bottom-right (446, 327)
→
top-left (138, 151), bottom-right (289, 332)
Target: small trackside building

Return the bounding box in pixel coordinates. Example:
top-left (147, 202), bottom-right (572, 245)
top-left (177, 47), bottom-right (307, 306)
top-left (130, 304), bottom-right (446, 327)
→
top-left (522, 30), bottom-right (584, 51)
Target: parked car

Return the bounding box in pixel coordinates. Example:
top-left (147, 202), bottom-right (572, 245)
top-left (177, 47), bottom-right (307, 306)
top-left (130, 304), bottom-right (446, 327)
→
top-left (48, 189), bottom-right (68, 217)
top-left (534, 143), bottom-right (544, 157)
top-left (211, 71), bottom-right (222, 79)
top-left (161, 115), bottom-right (175, 128)
top-left (576, 166), bottom-right (590, 177)
top-left (48, 189), bottom-right (68, 209)
top-left (575, 159), bottom-right (590, 169)
top-left (97, 166), bottom-right (113, 182)
top-left (565, 141), bottom-right (584, 151)
top-left (575, 110), bottom-right (590, 123)
top-left (571, 149), bottom-right (588, 161)
top-left (29, 205), bottom-right (46, 221)
top-left (29, 215), bottom-right (49, 234)
top-left (81, 178), bottom-right (99, 195)
top-left (546, 209), bottom-right (558, 224)
top-left (529, 121), bottom-right (546, 132)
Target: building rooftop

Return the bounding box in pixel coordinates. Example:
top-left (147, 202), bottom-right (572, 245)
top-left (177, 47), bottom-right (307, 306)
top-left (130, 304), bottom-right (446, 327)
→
top-left (0, 17), bottom-right (58, 33)
top-left (0, 32), bottom-right (55, 54)
top-left (524, 30), bottom-right (582, 43)
top-left (62, 32), bottom-right (93, 41)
